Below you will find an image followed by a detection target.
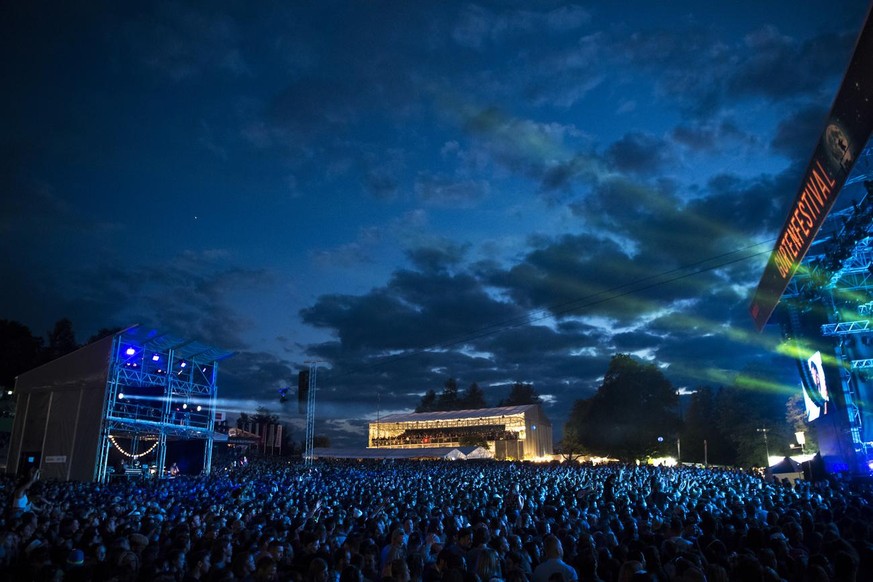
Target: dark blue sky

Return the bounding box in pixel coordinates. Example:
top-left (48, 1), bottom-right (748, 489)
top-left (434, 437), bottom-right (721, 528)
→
top-left (2, 1), bottom-right (870, 445)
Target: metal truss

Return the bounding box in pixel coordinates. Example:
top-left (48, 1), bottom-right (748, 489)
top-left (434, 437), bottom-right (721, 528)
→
top-left (821, 320), bottom-right (871, 335)
top-left (826, 240), bottom-right (873, 290)
top-left (114, 368), bottom-right (215, 396)
top-left (783, 176), bottom-right (873, 473)
top-left (94, 328), bottom-right (231, 482)
top-left (303, 361), bottom-right (320, 466)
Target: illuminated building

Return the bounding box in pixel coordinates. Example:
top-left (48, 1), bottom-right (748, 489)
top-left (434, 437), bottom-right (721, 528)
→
top-left (368, 404), bottom-right (552, 460)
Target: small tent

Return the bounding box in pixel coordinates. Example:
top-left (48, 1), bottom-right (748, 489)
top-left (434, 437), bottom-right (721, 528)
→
top-left (768, 456), bottom-right (803, 485)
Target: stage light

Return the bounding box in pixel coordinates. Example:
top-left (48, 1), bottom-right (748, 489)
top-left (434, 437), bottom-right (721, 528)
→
top-left (180, 361), bottom-right (187, 368)
top-left (6, 391), bottom-right (11, 396)
top-left (196, 405), bottom-right (202, 412)
top-left (118, 393), bottom-right (125, 399)
top-left (125, 347), bottom-right (136, 356)
top-left (152, 354), bottom-right (160, 362)
top-left (182, 403), bottom-right (188, 409)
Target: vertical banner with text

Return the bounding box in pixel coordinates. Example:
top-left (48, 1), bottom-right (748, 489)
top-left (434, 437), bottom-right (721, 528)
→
top-left (751, 9), bottom-right (873, 331)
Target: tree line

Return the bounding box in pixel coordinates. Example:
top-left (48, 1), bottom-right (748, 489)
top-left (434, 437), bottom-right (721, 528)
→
top-left (561, 353), bottom-right (810, 467)
top-left (0, 318), bottom-right (121, 391)
top-left (415, 379), bottom-right (542, 413)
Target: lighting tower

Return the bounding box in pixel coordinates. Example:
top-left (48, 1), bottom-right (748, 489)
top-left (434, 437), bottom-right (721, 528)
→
top-left (303, 361), bottom-right (321, 466)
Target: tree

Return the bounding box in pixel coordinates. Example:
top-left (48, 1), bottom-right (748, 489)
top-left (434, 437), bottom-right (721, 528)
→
top-left (46, 318), bottom-right (78, 362)
top-left (460, 382), bottom-right (487, 409)
top-left (498, 382), bottom-right (542, 407)
top-left (87, 327), bottom-right (123, 344)
top-left (416, 377), bottom-right (488, 412)
top-left (681, 386), bottom-right (735, 465)
top-left (557, 417), bottom-right (586, 462)
top-left (437, 378), bottom-right (460, 410)
top-left (251, 406), bottom-right (278, 425)
top-left (786, 393), bottom-right (818, 453)
top-left (0, 320), bottom-right (44, 389)
top-left (567, 354), bottom-right (678, 461)
top-left (416, 389), bottom-right (438, 413)
top-left (715, 365), bottom-right (794, 467)
top-left (236, 412), bottom-right (251, 429)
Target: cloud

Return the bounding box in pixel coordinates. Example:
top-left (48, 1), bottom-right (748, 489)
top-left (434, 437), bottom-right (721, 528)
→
top-left (770, 103), bottom-right (829, 162)
top-left (406, 243), bottom-right (470, 274)
top-left (728, 27), bottom-right (856, 102)
top-left (310, 228), bottom-right (383, 269)
top-left (671, 119), bottom-right (760, 153)
top-left (123, 3), bottom-right (251, 81)
top-left (300, 268), bottom-right (525, 353)
top-left (221, 350), bottom-right (297, 401)
top-left (415, 174), bottom-right (490, 207)
top-left (460, 106), bottom-right (598, 193)
top-left (600, 20), bottom-right (858, 118)
top-left (604, 132), bottom-right (675, 176)
top-left (48, 252), bottom-right (277, 351)
top-left (452, 5), bottom-right (591, 49)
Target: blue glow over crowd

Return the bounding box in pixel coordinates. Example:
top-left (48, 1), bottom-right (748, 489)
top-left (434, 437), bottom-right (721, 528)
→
top-left (2, 458), bottom-right (872, 581)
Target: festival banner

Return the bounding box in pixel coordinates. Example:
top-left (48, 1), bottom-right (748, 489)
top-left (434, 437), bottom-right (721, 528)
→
top-left (751, 9), bottom-right (873, 331)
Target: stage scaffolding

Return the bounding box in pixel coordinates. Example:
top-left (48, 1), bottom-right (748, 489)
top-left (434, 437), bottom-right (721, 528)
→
top-left (781, 175), bottom-right (873, 473)
top-left (95, 327), bottom-right (234, 482)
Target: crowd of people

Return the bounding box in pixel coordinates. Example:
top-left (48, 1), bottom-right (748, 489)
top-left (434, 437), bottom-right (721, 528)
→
top-left (370, 428), bottom-right (520, 448)
top-left (0, 456), bottom-right (872, 581)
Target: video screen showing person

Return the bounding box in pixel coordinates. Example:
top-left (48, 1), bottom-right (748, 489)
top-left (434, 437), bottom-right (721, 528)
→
top-left (803, 351), bottom-right (830, 422)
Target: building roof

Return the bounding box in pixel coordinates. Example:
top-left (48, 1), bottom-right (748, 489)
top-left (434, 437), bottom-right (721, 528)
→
top-left (376, 404), bottom-right (541, 424)
top-left (118, 325), bottom-right (235, 365)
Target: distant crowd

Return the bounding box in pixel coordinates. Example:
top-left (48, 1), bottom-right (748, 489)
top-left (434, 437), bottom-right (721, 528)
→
top-left (370, 428), bottom-right (519, 448)
top-left (1, 457), bottom-right (872, 581)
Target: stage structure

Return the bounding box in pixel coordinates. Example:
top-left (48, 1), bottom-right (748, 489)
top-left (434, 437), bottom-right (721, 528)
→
top-left (301, 361), bottom-right (321, 467)
top-left (779, 176), bottom-right (873, 474)
top-left (6, 326), bottom-right (233, 482)
top-left (368, 404), bottom-right (553, 461)
top-left (750, 8), bottom-right (873, 475)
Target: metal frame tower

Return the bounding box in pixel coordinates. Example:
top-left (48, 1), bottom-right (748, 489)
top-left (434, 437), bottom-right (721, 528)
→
top-left (95, 328), bottom-right (233, 482)
top-left (303, 361), bottom-right (320, 466)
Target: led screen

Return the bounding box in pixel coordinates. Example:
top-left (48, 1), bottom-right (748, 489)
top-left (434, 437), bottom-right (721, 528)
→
top-left (803, 351), bottom-right (830, 422)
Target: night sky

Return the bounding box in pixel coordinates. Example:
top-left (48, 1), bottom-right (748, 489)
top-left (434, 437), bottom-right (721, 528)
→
top-left (2, 1), bottom-right (871, 446)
